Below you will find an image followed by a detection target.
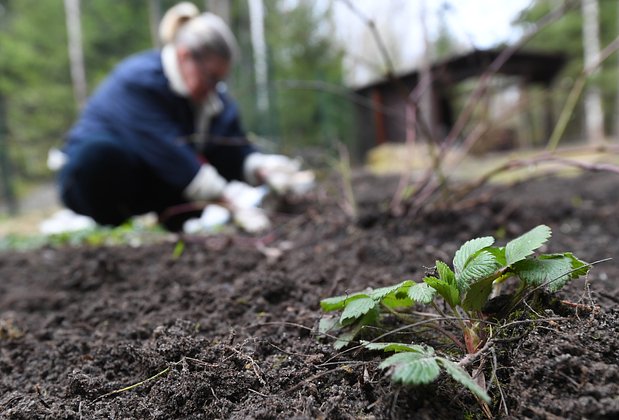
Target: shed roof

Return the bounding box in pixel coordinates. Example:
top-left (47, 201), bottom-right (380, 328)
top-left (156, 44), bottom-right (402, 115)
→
top-left (354, 48), bottom-right (567, 93)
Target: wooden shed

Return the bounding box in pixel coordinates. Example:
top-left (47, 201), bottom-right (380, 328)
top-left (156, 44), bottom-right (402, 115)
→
top-left (352, 48), bottom-right (567, 158)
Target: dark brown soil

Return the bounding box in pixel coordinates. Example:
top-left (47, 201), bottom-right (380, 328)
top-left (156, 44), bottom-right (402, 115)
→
top-left (1, 172), bottom-right (618, 419)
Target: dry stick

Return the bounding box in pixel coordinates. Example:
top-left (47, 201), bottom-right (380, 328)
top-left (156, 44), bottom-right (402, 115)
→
top-left (381, 303), bottom-right (466, 351)
top-left (336, 142), bottom-right (358, 220)
top-left (443, 2), bottom-right (574, 154)
top-left (336, 0), bottom-right (436, 143)
top-left (92, 365), bottom-right (172, 402)
top-left (390, 2), bottom-right (437, 216)
top-left (548, 34), bottom-right (619, 151)
top-left (390, 101), bottom-right (418, 216)
top-left (490, 347), bottom-right (510, 418)
top-left (505, 258), bottom-right (612, 318)
top-left (225, 345), bottom-right (267, 386)
top-left (458, 314), bottom-right (575, 370)
top-left (285, 366), bottom-right (350, 394)
top-left (427, 28), bottom-right (619, 213)
top-left (452, 154), bottom-right (619, 205)
top-left (405, 2), bottom-right (575, 215)
top-left (91, 356), bottom-right (220, 403)
top-left (318, 316), bottom-right (497, 368)
top-left (336, 0), bottom-right (395, 79)
top-left (415, 90), bottom-right (544, 211)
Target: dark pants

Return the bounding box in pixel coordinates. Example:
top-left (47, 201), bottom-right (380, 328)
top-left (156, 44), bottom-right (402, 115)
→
top-left (59, 138), bottom-right (187, 227)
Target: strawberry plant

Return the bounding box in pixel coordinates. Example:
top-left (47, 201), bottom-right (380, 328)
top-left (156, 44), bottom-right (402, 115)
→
top-left (320, 225), bottom-right (590, 403)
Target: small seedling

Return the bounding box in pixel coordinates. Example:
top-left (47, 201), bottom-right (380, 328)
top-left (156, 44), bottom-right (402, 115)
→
top-left (172, 239), bottom-right (185, 259)
top-left (320, 225), bottom-right (590, 404)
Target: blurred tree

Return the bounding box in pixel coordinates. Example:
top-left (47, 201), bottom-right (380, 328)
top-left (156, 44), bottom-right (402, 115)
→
top-left (0, 0), bottom-right (155, 183)
top-left (581, 0), bottom-right (604, 143)
top-left (63, 0), bottom-right (87, 109)
top-left (516, 0), bottom-right (618, 142)
top-left (0, 0), bottom-right (349, 195)
top-left (262, 0), bottom-right (352, 152)
top-left (0, 0), bottom-right (74, 181)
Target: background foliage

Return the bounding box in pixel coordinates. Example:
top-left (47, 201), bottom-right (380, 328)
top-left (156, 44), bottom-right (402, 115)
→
top-left (515, 0), bottom-right (619, 140)
top-left (0, 0), bottom-right (350, 192)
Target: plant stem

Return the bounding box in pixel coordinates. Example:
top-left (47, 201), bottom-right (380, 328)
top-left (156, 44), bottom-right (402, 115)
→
top-left (381, 303), bottom-right (466, 351)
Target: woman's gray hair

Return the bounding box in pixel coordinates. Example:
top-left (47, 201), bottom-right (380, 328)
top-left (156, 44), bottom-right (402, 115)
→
top-left (159, 3), bottom-right (239, 62)
top-left (175, 12), bottom-right (240, 63)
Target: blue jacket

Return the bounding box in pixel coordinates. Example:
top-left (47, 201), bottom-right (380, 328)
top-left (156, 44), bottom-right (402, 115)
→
top-left (64, 50), bottom-right (256, 189)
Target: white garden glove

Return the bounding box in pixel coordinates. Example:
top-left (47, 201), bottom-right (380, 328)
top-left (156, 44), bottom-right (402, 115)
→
top-left (243, 153), bottom-right (315, 195)
top-left (47, 148), bottom-right (68, 171)
top-left (233, 207), bottom-right (271, 233)
top-left (222, 181), bottom-right (270, 233)
top-left (222, 181), bottom-right (268, 209)
top-left (183, 203), bottom-right (231, 234)
top-left (183, 164), bottom-right (227, 201)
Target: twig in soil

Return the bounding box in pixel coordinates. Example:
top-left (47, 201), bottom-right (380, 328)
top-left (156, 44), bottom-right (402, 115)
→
top-left (557, 371), bottom-right (580, 389)
top-left (225, 345), bottom-right (267, 386)
top-left (319, 316), bottom-right (495, 367)
top-left (284, 366), bottom-right (350, 394)
top-left (265, 341), bottom-right (319, 361)
top-left (247, 320), bottom-right (357, 345)
top-left (314, 360), bottom-right (370, 368)
top-left (458, 338), bottom-right (496, 369)
top-left (389, 387), bottom-right (401, 420)
top-left (502, 258), bottom-right (610, 319)
top-left (523, 300), bottom-right (544, 319)
top-left (499, 316), bottom-right (567, 330)
top-left (34, 384), bottom-right (50, 409)
top-left (248, 388), bottom-right (269, 397)
top-left (247, 321), bottom-right (314, 332)
top-left (560, 299), bottom-right (600, 315)
top-left (92, 365), bottom-right (172, 402)
top-left (91, 357), bottom-right (219, 403)
top-left (490, 348), bottom-right (509, 418)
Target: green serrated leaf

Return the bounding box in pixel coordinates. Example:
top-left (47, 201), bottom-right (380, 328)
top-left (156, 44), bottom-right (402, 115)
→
top-left (381, 295), bottom-right (414, 309)
top-left (505, 225), bottom-right (552, 266)
top-left (340, 297), bottom-right (377, 323)
top-left (407, 282), bottom-right (436, 304)
top-left (485, 246), bottom-right (507, 267)
top-left (362, 341), bottom-right (427, 353)
top-left (438, 358), bottom-right (491, 403)
top-left (424, 276), bottom-right (460, 308)
top-left (453, 236), bottom-right (495, 276)
top-left (565, 252), bottom-right (591, 278)
top-left (379, 352), bottom-right (441, 385)
top-left (369, 280), bottom-right (413, 301)
top-left (461, 275), bottom-right (497, 312)
top-left (333, 308), bottom-right (379, 349)
top-left (320, 293), bottom-right (367, 312)
top-left (318, 316), bottom-right (340, 335)
top-left (436, 260), bottom-right (456, 285)
top-left (513, 253), bottom-right (589, 292)
top-left (456, 250), bottom-right (499, 291)
top-left (334, 328), bottom-right (358, 350)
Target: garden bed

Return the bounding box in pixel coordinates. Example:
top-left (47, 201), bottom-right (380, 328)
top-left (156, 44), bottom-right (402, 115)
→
top-left (1, 172), bottom-right (618, 419)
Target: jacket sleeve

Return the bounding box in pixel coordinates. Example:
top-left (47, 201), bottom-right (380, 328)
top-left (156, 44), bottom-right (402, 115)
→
top-left (201, 92), bottom-right (258, 182)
